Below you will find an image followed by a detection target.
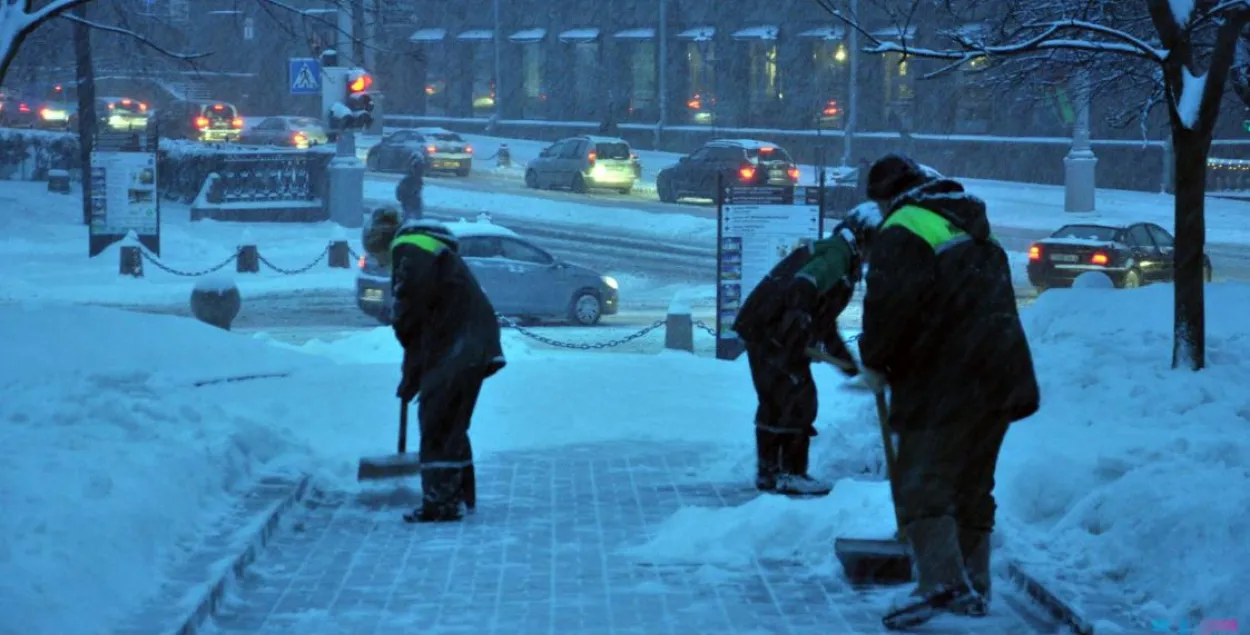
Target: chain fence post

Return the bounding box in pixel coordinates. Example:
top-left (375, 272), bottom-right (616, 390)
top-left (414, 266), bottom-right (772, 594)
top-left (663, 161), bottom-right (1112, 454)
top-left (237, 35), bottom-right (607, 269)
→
top-left (119, 244), bottom-right (143, 277)
top-left (664, 294), bottom-right (694, 353)
top-left (237, 229), bottom-right (259, 274)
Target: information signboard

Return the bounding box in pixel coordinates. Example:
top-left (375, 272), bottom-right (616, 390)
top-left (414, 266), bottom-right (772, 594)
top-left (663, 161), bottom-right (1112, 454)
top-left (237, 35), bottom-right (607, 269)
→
top-left (88, 151), bottom-right (160, 256)
top-left (715, 184), bottom-right (824, 360)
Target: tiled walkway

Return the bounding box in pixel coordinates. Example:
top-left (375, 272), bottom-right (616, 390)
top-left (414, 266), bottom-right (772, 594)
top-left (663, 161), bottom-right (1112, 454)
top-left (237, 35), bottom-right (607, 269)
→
top-left (203, 443), bottom-right (1061, 635)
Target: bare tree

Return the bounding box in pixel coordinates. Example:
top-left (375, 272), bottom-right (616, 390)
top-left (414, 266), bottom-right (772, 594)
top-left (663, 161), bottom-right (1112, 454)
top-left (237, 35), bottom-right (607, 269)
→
top-left (816, 0), bottom-right (1250, 371)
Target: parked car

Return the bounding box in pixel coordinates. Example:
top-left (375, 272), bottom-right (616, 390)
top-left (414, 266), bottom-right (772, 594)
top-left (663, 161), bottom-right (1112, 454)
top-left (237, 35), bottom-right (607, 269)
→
top-left (1026, 222), bottom-right (1212, 290)
top-left (0, 92), bottom-right (39, 128)
top-left (238, 116), bottom-right (329, 148)
top-left (524, 135), bottom-right (641, 194)
top-left (154, 99), bottom-right (242, 142)
top-left (365, 127), bottom-right (473, 175)
top-left (356, 218), bottom-right (619, 326)
top-left (657, 139), bottom-right (799, 203)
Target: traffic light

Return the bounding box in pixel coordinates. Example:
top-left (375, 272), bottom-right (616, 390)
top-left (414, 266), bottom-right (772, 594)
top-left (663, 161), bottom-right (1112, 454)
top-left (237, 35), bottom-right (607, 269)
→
top-left (340, 70), bottom-right (374, 130)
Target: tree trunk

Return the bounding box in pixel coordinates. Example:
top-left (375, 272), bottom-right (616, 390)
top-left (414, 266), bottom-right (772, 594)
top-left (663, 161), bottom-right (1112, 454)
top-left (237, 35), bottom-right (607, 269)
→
top-left (1170, 126), bottom-right (1208, 370)
top-left (73, 4), bottom-right (98, 227)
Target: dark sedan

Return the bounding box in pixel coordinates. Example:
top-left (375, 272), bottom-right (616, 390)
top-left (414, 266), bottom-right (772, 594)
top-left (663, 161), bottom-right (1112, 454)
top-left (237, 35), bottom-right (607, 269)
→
top-left (1026, 222), bottom-right (1212, 290)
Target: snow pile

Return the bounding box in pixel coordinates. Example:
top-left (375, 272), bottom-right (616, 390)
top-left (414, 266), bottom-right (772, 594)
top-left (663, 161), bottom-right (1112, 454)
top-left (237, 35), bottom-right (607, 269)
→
top-left (0, 304), bottom-right (316, 635)
top-left (631, 283), bottom-right (1250, 624)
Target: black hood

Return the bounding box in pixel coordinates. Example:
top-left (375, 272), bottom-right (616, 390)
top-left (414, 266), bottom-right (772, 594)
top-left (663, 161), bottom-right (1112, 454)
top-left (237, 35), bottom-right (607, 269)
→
top-left (891, 179), bottom-right (992, 243)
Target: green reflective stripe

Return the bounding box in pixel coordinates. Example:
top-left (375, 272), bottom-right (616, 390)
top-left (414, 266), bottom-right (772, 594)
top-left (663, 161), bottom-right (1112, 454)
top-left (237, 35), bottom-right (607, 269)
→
top-left (391, 233), bottom-right (447, 254)
top-left (881, 205), bottom-right (965, 251)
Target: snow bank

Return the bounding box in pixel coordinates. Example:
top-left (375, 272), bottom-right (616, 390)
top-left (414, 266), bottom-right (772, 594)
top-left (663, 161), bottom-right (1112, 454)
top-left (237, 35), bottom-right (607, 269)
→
top-left (631, 283), bottom-right (1250, 625)
top-left (0, 305), bottom-right (317, 635)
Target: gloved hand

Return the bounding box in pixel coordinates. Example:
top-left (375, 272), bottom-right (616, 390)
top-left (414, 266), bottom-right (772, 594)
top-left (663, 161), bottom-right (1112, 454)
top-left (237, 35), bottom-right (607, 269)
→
top-left (860, 367), bottom-right (888, 394)
top-left (396, 351), bottom-right (422, 403)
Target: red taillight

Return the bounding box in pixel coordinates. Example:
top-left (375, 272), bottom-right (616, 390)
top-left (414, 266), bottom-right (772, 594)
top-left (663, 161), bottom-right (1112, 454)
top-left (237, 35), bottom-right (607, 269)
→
top-left (39, 107), bottom-right (50, 119)
top-left (231, 117), bottom-right (244, 129)
top-left (738, 165), bottom-right (756, 182)
top-left (357, 256), bottom-right (366, 269)
top-left (1090, 252), bottom-right (1109, 266)
top-left (588, 151), bottom-right (597, 166)
top-left (213, 104), bottom-right (224, 111)
top-left (426, 145), bottom-right (437, 154)
top-left (465, 144), bottom-right (473, 154)
top-left (195, 116), bottom-right (210, 129)
top-left (1028, 245), bottom-right (1041, 261)
top-left (121, 98), bottom-right (132, 105)
top-left (18, 103), bottom-right (29, 113)
top-left (293, 132), bottom-right (308, 145)
top-left (687, 99), bottom-right (701, 109)
top-left (139, 102), bottom-right (148, 112)
top-left (759, 147), bottom-right (774, 154)
top-left (787, 167), bottom-right (800, 181)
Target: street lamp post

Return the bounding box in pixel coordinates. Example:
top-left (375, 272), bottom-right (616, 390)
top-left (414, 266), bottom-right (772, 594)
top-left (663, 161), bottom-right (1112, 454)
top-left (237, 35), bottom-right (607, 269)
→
top-left (493, 0), bottom-right (502, 121)
top-left (841, 0), bottom-right (858, 168)
top-left (1064, 68), bottom-right (1098, 212)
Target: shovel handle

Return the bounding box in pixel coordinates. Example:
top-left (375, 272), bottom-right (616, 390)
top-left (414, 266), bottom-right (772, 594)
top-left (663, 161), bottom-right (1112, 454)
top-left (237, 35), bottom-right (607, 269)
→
top-left (805, 346), bottom-right (858, 374)
top-left (874, 390), bottom-right (906, 538)
top-left (398, 399), bottom-right (409, 454)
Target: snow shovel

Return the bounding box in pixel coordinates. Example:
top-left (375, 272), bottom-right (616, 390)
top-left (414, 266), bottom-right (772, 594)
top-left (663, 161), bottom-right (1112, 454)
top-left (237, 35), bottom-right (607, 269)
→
top-left (832, 387), bottom-right (915, 586)
top-left (357, 399), bottom-right (424, 481)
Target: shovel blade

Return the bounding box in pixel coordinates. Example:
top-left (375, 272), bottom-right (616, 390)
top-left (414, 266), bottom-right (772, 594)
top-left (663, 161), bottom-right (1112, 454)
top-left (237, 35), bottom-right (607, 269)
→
top-left (835, 537), bottom-right (914, 585)
top-left (357, 452), bottom-right (423, 482)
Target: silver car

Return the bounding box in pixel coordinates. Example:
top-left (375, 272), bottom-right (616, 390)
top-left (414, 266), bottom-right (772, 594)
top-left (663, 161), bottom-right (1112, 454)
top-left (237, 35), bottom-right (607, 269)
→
top-left (355, 219), bottom-right (620, 325)
top-left (525, 135), bottom-right (641, 194)
top-left (365, 127), bottom-right (474, 176)
top-left (238, 116), bottom-right (329, 148)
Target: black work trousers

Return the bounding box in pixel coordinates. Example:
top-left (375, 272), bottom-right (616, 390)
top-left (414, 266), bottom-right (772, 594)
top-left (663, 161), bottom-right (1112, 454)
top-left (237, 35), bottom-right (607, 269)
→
top-left (416, 367), bottom-right (485, 511)
top-left (891, 412), bottom-right (1011, 532)
top-left (745, 341), bottom-right (818, 479)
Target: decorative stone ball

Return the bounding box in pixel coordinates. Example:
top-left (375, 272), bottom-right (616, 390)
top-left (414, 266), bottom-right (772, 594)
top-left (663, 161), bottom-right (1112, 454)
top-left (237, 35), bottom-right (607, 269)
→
top-left (190, 276), bottom-right (242, 331)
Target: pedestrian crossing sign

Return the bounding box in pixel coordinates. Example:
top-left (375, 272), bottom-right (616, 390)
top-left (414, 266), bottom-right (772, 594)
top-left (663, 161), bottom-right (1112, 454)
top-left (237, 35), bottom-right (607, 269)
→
top-left (289, 58), bottom-right (322, 95)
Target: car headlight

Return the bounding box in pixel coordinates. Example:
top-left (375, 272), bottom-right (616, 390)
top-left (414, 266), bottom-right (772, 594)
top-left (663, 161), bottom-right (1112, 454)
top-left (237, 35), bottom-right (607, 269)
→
top-left (601, 275), bottom-right (618, 290)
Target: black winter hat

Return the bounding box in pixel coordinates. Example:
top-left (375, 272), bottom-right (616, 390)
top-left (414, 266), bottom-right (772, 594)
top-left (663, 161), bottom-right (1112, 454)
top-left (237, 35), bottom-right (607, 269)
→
top-left (866, 153), bottom-right (928, 202)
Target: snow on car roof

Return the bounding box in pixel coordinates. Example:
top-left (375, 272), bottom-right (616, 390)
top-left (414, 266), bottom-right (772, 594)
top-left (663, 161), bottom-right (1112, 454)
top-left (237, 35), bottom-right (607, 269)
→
top-left (442, 216), bottom-right (520, 239)
top-left (580, 134), bottom-right (629, 144)
top-left (414, 126), bottom-right (456, 135)
top-left (1040, 236), bottom-right (1121, 247)
top-left (709, 138), bottom-right (781, 150)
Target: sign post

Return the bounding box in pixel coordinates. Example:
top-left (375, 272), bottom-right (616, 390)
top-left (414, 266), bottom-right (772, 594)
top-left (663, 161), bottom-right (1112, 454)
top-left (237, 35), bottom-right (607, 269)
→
top-left (87, 122), bottom-right (160, 257)
top-left (714, 180), bottom-right (824, 361)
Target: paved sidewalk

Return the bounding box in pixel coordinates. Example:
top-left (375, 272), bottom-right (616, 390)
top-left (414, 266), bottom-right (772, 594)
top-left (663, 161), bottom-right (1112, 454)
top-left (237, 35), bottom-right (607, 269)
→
top-left (204, 442), bottom-right (1060, 635)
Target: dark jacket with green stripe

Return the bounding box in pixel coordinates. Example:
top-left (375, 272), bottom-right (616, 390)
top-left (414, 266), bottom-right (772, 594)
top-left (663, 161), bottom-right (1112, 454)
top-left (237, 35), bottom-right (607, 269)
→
top-left (733, 232), bottom-right (860, 366)
top-left (860, 179), bottom-right (1039, 429)
top-left (390, 222), bottom-right (505, 392)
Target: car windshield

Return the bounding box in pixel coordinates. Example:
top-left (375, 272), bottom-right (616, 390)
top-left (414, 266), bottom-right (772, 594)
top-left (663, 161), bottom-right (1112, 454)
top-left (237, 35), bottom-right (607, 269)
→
top-left (595, 142), bottom-right (631, 160)
top-left (1051, 225), bottom-right (1119, 241)
top-left (428, 132), bottom-right (461, 142)
top-left (289, 118), bottom-right (323, 130)
top-left (203, 104), bottom-right (236, 120)
top-left (747, 146), bottom-right (792, 163)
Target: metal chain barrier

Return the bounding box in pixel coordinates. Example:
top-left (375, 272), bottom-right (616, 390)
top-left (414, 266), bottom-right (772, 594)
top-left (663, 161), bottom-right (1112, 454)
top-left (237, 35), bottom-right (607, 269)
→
top-left (693, 319), bottom-right (717, 337)
top-left (138, 248), bottom-right (239, 277)
top-left (497, 314), bottom-right (667, 350)
top-left (257, 248), bottom-right (330, 275)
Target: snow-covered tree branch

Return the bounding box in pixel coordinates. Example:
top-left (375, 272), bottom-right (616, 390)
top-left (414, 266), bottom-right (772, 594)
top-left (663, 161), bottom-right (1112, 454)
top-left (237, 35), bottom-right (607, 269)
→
top-left (814, 0), bottom-right (1250, 370)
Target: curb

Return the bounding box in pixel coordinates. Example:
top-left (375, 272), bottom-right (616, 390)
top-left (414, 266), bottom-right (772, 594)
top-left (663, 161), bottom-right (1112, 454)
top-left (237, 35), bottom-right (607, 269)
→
top-left (1007, 560), bottom-right (1095, 635)
top-left (168, 474), bottom-right (311, 635)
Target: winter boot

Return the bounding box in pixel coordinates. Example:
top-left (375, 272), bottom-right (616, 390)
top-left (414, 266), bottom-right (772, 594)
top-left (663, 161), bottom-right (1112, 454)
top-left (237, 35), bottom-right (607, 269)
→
top-left (882, 516), bottom-right (982, 630)
top-left (755, 427), bottom-right (782, 492)
top-left (462, 464), bottom-right (477, 513)
top-left (952, 529), bottom-right (992, 617)
top-left (404, 467), bottom-right (465, 523)
top-left (773, 473), bottom-right (833, 497)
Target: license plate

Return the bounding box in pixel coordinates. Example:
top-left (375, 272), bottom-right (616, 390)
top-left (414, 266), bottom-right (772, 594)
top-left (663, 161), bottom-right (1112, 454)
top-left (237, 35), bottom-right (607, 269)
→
top-left (1050, 254), bottom-right (1078, 263)
top-left (770, 169), bottom-right (784, 178)
top-left (362, 289), bottom-right (383, 301)
top-left (433, 161), bottom-right (458, 169)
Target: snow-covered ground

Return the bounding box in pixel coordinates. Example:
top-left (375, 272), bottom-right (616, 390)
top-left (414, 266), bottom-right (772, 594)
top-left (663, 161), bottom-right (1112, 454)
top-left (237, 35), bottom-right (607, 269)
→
top-left (362, 129), bottom-right (1250, 245)
top-left (5, 277), bottom-right (1248, 634)
top-left (0, 183), bottom-right (361, 304)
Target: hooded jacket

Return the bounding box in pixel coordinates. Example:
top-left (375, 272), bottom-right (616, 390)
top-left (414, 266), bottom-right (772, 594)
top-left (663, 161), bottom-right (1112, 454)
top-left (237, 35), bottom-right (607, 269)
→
top-left (390, 220), bottom-right (505, 393)
top-left (859, 179), bottom-right (1039, 428)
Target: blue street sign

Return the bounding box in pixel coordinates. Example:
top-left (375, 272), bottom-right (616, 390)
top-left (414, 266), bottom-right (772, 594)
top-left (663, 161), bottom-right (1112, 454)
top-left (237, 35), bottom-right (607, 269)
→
top-left (289, 58), bottom-right (322, 95)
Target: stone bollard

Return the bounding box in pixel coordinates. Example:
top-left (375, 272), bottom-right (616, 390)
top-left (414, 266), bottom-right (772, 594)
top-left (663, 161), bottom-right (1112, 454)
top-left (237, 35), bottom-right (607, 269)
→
top-left (664, 294), bottom-right (695, 353)
top-left (118, 245), bottom-right (143, 277)
top-left (236, 230), bottom-right (259, 274)
top-left (497, 143), bottom-right (511, 169)
top-left (191, 276), bottom-right (241, 331)
top-left (328, 224), bottom-right (350, 269)
top-left (47, 169), bottom-right (71, 194)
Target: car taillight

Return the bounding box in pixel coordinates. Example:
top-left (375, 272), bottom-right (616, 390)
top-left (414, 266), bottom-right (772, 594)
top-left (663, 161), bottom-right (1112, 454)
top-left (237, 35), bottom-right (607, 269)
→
top-left (357, 256), bottom-right (366, 269)
top-left (426, 145), bottom-right (437, 154)
top-left (231, 117), bottom-right (243, 129)
top-left (588, 151), bottom-right (596, 166)
top-left (1028, 245), bottom-right (1041, 261)
top-left (213, 104), bottom-right (224, 111)
top-left (465, 144), bottom-right (473, 154)
top-left (1090, 252), bottom-right (1109, 265)
top-left (139, 102), bottom-right (148, 112)
top-left (195, 116), bottom-right (209, 129)
top-left (687, 98), bottom-right (701, 109)
top-left (787, 167), bottom-right (800, 181)
top-left (39, 107), bottom-right (50, 119)
top-left (738, 165), bottom-right (756, 182)
top-left (121, 98), bottom-right (132, 106)
top-left (293, 132), bottom-right (308, 145)
top-left (18, 103), bottom-right (29, 113)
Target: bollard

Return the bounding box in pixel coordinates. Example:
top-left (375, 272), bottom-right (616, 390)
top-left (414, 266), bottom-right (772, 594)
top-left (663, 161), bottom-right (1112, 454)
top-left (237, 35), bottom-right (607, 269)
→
top-left (497, 143), bottom-right (511, 169)
top-left (190, 276), bottom-right (242, 331)
top-left (47, 169), bottom-right (71, 194)
top-left (328, 239), bottom-right (350, 268)
top-left (119, 245), bottom-right (143, 277)
top-left (236, 245), bottom-right (259, 273)
top-left (664, 294), bottom-right (695, 353)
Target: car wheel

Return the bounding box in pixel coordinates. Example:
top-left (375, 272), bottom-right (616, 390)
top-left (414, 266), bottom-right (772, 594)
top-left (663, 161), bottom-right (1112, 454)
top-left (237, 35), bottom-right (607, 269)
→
top-left (569, 290), bottom-right (602, 326)
top-left (657, 175), bottom-right (676, 203)
top-left (618, 186), bottom-right (633, 195)
top-left (1121, 268), bottom-right (1142, 289)
top-left (572, 173), bottom-right (588, 194)
top-left (525, 169), bottom-right (539, 189)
